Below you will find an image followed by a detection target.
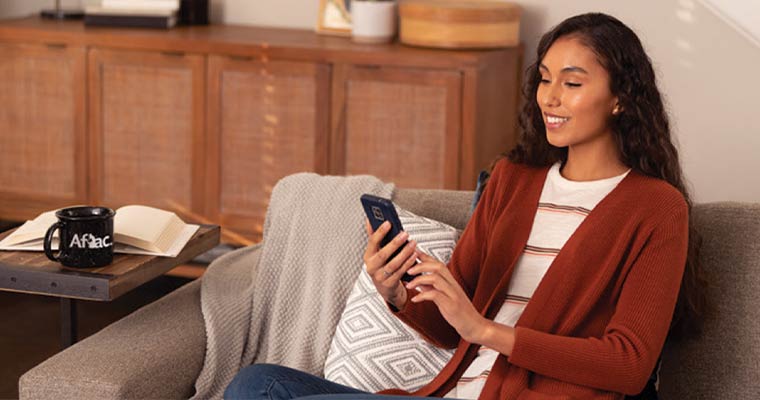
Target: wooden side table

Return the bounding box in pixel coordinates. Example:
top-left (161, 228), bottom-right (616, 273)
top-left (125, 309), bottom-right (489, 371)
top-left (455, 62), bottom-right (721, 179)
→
top-left (0, 224), bottom-right (220, 349)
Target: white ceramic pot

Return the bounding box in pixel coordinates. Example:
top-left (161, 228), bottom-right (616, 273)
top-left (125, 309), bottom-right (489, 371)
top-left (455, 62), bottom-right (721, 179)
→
top-left (351, 1), bottom-right (397, 44)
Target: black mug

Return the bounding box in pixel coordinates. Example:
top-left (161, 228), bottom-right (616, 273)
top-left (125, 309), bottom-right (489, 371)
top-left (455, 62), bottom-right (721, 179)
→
top-left (44, 206), bottom-right (116, 268)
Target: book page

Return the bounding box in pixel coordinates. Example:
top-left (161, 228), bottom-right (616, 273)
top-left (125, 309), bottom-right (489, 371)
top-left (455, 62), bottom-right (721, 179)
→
top-left (0, 210), bottom-right (59, 246)
top-left (114, 223), bottom-right (199, 257)
top-left (114, 205), bottom-right (178, 253)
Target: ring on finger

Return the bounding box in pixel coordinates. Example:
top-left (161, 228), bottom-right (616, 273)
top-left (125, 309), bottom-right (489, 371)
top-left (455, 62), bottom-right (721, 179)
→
top-left (383, 268), bottom-right (391, 277)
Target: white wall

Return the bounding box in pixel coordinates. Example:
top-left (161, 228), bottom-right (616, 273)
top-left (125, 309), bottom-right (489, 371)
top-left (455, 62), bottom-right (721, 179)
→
top-left (701, 0), bottom-right (760, 46)
top-left (209, 0), bottom-right (319, 29)
top-left (2, 0), bottom-right (758, 203)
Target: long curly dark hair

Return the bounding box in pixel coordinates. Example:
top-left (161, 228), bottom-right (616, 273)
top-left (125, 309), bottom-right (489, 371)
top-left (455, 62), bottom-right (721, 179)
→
top-left (488, 13), bottom-right (707, 340)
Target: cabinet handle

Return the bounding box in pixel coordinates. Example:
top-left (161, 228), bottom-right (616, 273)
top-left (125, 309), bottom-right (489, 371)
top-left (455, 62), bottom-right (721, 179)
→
top-left (46, 42), bottom-right (67, 49)
top-left (357, 64), bottom-right (382, 70)
top-left (161, 50), bottom-right (185, 57)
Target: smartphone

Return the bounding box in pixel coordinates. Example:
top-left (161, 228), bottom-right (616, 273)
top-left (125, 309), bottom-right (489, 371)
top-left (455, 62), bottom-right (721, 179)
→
top-left (360, 194), bottom-right (420, 283)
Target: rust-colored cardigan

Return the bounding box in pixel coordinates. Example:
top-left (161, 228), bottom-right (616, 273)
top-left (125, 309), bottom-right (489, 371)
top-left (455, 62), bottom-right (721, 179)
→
top-left (384, 159), bottom-right (689, 399)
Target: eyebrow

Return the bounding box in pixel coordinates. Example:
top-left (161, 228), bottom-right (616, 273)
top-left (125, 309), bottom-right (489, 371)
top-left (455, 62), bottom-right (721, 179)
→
top-left (539, 64), bottom-right (589, 74)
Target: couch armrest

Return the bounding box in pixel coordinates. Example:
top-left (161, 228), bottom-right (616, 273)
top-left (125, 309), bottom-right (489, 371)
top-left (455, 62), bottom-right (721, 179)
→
top-left (19, 277), bottom-right (205, 399)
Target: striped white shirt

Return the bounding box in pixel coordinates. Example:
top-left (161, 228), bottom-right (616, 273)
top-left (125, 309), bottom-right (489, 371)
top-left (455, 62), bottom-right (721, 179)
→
top-left (445, 162), bottom-right (630, 399)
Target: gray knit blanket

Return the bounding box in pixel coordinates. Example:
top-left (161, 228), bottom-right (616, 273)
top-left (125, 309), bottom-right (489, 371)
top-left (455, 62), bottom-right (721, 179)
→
top-left (191, 173), bottom-right (395, 399)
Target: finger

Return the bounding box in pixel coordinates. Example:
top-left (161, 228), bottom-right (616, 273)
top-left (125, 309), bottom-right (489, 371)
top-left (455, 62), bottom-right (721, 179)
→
top-left (365, 218), bottom-right (372, 235)
top-left (364, 249), bottom-right (383, 276)
top-left (373, 239), bottom-right (415, 286)
top-left (405, 273), bottom-right (457, 300)
top-left (407, 259), bottom-right (461, 295)
top-left (365, 259), bottom-right (379, 276)
top-left (410, 287), bottom-right (449, 305)
top-left (407, 259), bottom-right (458, 287)
top-left (410, 290), bottom-right (434, 303)
top-left (371, 237), bottom-right (414, 282)
top-left (417, 251), bottom-right (436, 262)
top-left (372, 230), bottom-right (409, 265)
top-left (368, 220), bottom-right (391, 251)
top-left (366, 221), bottom-right (391, 262)
top-left (387, 245), bottom-right (419, 283)
top-left (383, 239), bottom-right (417, 277)
top-left (373, 267), bottom-right (389, 284)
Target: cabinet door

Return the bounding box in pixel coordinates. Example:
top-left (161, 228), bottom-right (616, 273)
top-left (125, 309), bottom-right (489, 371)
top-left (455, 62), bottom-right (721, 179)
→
top-left (88, 48), bottom-right (205, 214)
top-left (331, 65), bottom-right (462, 189)
top-left (206, 55), bottom-right (330, 242)
top-left (0, 42), bottom-right (87, 220)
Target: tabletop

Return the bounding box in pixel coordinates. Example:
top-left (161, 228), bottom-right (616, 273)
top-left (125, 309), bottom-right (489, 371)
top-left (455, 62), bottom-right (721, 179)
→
top-left (0, 224), bottom-right (220, 301)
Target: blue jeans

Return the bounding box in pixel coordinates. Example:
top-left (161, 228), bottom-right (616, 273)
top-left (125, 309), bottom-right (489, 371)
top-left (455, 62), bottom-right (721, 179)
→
top-left (224, 364), bottom-right (432, 399)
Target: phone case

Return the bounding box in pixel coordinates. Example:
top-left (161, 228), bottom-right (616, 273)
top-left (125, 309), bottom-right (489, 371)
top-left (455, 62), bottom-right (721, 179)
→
top-left (360, 194), bottom-right (418, 282)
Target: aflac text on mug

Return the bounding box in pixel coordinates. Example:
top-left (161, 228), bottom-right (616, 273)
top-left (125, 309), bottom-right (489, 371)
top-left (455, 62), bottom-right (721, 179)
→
top-left (44, 206), bottom-right (115, 268)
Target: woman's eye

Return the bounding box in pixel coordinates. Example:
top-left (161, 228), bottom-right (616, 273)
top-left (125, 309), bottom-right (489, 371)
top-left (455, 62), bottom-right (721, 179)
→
top-left (565, 82), bottom-right (582, 88)
top-left (540, 78), bottom-right (550, 84)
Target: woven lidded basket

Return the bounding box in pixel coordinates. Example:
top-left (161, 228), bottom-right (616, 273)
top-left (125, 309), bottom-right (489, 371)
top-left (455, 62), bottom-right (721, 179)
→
top-left (399, 0), bottom-right (521, 49)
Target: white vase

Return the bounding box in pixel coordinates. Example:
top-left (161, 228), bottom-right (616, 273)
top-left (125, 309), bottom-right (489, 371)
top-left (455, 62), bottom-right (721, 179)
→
top-left (351, 1), bottom-right (397, 44)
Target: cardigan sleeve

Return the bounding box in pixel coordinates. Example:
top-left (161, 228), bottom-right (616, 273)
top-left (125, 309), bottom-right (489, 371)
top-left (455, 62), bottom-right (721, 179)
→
top-left (388, 159), bottom-right (506, 349)
top-left (508, 203), bottom-right (689, 395)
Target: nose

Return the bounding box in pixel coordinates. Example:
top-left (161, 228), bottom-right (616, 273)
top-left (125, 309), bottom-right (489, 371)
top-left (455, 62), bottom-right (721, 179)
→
top-left (540, 82), bottom-right (561, 108)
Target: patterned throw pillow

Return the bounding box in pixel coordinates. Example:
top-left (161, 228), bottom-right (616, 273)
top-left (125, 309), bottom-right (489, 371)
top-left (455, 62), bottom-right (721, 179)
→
top-left (323, 206), bottom-right (461, 392)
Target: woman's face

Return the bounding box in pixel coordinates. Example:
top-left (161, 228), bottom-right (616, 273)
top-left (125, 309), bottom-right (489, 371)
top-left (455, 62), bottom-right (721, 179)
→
top-left (536, 36), bottom-right (619, 151)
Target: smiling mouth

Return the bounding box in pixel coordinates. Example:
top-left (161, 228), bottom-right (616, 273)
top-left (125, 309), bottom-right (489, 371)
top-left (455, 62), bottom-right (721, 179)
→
top-left (545, 114), bottom-right (570, 128)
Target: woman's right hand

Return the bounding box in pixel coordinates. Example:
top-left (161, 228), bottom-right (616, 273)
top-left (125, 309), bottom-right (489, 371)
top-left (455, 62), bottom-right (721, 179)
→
top-left (363, 218), bottom-right (419, 309)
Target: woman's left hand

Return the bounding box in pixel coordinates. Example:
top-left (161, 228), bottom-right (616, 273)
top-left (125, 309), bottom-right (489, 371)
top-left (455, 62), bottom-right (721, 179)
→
top-left (405, 251), bottom-right (489, 345)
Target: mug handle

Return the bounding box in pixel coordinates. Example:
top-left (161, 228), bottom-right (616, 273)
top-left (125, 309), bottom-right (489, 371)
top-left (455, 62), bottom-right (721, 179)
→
top-left (44, 222), bottom-right (64, 262)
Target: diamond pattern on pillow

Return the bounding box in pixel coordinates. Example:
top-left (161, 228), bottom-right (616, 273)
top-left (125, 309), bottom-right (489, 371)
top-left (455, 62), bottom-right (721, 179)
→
top-left (323, 206), bottom-right (460, 392)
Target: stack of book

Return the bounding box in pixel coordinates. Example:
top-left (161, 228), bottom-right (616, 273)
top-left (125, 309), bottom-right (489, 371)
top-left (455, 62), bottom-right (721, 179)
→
top-left (84, 0), bottom-right (180, 29)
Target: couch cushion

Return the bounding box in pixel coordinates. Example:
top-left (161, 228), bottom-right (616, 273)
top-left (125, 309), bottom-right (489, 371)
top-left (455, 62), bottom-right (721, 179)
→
top-left (659, 202), bottom-right (760, 399)
top-left (323, 206), bottom-right (460, 392)
top-left (393, 189), bottom-right (474, 231)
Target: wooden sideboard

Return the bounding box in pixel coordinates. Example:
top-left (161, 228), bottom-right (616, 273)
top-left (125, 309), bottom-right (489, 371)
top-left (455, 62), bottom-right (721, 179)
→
top-left (0, 17), bottom-right (522, 242)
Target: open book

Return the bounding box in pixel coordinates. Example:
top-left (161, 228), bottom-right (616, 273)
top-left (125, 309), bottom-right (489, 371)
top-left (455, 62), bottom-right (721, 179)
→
top-left (0, 205), bottom-right (199, 257)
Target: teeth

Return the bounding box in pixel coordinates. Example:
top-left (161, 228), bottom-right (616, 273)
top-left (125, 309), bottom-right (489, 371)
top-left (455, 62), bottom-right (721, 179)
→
top-left (547, 116), bottom-right (569, 124)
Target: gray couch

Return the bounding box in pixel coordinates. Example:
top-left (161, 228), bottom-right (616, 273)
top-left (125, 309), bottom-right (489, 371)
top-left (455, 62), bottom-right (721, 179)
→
top-left (19, 189), bottom-right (760, 399)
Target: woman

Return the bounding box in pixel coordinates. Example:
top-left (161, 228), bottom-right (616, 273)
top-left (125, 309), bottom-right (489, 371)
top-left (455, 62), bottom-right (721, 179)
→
top-left (225, 12), bottom-right (705, 400)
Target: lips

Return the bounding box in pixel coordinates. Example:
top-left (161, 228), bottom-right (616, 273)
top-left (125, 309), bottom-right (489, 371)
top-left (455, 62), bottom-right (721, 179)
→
top-left (544, 113), bottom-right (570, 129)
